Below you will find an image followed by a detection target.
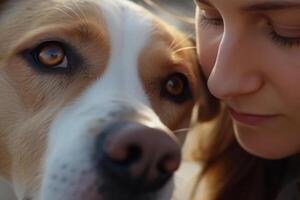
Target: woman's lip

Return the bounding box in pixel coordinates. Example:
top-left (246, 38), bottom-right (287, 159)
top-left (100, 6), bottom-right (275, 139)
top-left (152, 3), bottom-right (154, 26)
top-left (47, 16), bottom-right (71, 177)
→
top-left (228, 108), bottom-right (279, 126)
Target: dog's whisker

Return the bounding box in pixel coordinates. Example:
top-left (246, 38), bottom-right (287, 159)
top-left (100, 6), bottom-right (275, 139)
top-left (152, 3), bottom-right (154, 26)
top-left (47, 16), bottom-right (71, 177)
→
top-left (169, 32), bottom-right (194, 51)
top-left (173, 128), bottom-right (190, 134)
top-left (172, 46), bottom-right (197, 55)
top-left (169, 38), bottom-right (177, 52)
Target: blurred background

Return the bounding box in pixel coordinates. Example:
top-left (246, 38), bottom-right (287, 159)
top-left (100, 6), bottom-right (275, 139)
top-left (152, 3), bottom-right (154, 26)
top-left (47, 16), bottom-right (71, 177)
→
top-left (135, 0), bottom-right (196, 34)
top-left (0, 1), bottom-right (196, 199)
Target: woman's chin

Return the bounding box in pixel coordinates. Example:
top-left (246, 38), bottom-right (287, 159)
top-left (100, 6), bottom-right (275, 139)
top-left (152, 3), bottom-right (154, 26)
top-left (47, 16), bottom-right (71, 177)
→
top-left (233, 125), bottom-right (296, 160)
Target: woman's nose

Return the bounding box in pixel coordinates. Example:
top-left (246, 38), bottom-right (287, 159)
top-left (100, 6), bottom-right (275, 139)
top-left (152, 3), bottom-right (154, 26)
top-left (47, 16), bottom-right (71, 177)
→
top-left (207, 32), bottom-right (263, 99)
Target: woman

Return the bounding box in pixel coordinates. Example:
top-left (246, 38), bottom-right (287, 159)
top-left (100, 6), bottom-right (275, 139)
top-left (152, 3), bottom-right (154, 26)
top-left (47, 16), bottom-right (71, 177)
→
top-left (191, 0), bottom-right (300, 199)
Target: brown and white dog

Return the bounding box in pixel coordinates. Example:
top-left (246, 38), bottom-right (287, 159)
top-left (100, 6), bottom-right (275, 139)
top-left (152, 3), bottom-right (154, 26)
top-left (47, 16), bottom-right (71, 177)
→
top-left (0, 0), bottom-right (201, 200)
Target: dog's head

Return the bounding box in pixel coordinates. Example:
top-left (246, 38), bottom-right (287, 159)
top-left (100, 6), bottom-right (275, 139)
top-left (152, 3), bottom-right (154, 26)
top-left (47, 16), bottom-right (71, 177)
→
top-left (0, 0), bottom-right (201, 199)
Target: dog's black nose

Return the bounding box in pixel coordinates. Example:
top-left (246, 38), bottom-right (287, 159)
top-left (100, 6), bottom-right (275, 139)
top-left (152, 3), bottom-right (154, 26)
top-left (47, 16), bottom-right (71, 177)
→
top-left (96, 122), bottom-right (181, 192)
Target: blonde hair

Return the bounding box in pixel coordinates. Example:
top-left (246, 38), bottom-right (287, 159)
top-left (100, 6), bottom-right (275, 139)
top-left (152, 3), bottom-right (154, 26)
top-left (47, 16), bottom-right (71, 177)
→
top-left (188, 73), bottom-right (287, 200)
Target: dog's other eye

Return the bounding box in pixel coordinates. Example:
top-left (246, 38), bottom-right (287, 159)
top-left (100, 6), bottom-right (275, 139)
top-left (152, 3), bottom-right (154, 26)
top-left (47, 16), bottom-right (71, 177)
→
top-left (31, 42), bottom-right (69, 71)
top-left (166, 76), bottom-right (184, 96)
top-left (161, 73), bottom-right (192, 103)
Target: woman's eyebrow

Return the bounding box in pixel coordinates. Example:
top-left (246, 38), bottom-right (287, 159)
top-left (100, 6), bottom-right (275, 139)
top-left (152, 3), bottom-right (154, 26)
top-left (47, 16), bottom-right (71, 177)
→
top-left (240, 1), bottom-right (300, 11)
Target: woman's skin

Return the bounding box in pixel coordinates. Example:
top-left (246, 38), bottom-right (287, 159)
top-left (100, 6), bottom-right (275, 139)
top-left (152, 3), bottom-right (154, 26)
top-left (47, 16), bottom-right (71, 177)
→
top-left (194, 0), bottom-right (300, 159)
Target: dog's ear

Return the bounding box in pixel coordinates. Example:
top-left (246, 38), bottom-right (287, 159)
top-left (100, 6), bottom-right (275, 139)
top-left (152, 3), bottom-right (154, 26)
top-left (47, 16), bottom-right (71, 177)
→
top-left (195, 64), bottom-right (221, 122)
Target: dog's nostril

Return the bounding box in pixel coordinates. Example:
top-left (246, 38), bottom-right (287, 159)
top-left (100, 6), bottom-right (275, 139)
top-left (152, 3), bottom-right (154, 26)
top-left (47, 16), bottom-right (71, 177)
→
top-left (158, 155), bottom-right (180, 175)
top-left (103, 142), bottom-right (142, 167)
top-left (108, 144), bottom-right (142, 165)
top-left (127, 145), bottom-right (142, 163)
top-left (96, 122), bottom-right (181, 192)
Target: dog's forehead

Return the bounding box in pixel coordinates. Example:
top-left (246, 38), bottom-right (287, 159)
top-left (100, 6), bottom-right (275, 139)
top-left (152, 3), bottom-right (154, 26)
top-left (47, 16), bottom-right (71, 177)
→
top-left (2, 0), bottom-right (179, 42)
top-left (41, 0), bottom-right (157, 35)
top-left (96, 0), bottom-right (155, 54)
top-left (1, 0), bottom-right (173, 57)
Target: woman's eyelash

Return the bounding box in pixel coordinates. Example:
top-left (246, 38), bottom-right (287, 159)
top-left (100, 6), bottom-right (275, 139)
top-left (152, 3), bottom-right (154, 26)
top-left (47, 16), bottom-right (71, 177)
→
top-left (267, 24), bottom-right (300, 48)
top-left (199, 12), bottom-right (300, 48)
top-left (199, 14), bottom-right (223, 27)
top-left (269, 31), bottom-right (300, 47)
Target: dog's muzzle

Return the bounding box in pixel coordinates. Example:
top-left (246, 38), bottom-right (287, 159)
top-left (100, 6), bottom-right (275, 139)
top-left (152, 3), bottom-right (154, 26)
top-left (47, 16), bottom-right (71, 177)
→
top-left (41, 102), bottom-right (181, 200)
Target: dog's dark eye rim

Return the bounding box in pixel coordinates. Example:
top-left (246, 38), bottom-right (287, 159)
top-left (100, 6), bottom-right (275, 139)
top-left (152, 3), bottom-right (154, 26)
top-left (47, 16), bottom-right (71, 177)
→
top-left (21, 40), bottom-right (82, 74)
top-left (160, 72), bottom-right (192, 104)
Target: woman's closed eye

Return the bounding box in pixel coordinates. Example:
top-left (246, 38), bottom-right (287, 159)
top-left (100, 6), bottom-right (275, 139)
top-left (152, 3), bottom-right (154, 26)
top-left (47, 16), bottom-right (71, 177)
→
top-left (195, 3), bottom-right (223, 27)
top-left (268, 23), bottom-right (300, 48)
top-left (199, 10), bottom-right (223, 27)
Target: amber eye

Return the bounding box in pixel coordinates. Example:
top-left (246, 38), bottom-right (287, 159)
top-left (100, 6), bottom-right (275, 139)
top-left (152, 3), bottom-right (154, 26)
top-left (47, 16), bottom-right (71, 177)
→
top-left (161, 73), bottom-right (191, 103)
top-left (165, 76), bottom-right (184, 96)
top-left (37, 44), bottom-right (66, 67)
top-left (29, 41), bottom-right (70, 72)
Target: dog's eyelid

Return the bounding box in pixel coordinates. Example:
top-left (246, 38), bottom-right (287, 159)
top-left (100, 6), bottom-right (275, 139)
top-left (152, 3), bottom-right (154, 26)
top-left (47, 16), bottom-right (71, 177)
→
top-left (20, 40), bottom-right (83, 74)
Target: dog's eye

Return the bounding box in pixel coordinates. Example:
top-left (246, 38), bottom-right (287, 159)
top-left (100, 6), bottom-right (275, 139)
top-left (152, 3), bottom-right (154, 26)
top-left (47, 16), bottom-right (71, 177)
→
top-left (166, 76), bottom-right (184, 96)
top-left (161, 73), bottom-right (191, 103)
top-left (38, 44), bottom-right (66, 67)
top-left (31, 42), bottom-right (69, 71)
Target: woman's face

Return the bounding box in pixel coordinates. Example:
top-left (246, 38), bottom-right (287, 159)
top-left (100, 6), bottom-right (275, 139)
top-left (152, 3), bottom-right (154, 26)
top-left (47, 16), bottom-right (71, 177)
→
top-left (195, 0), bottom-right (300, 159)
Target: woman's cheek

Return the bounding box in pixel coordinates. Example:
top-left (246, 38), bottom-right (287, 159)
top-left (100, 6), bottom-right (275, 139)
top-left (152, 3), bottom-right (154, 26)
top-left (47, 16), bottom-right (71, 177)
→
top-left (195, 7), bottom-right (224, 78)
top-left (196, 33), bottom-right (219, 79)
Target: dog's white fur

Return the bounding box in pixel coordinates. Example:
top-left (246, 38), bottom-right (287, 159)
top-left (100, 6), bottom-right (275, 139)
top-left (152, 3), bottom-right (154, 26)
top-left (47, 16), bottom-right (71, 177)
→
top-left (0, 0), bottom-right (200, 200)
